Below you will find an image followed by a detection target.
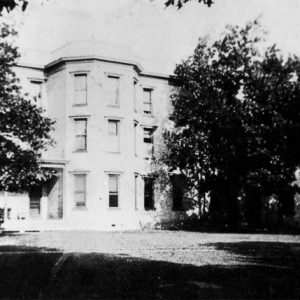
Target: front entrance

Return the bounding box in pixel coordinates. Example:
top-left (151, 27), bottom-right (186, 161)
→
top-left (46, 169), bottom-right (64, 219)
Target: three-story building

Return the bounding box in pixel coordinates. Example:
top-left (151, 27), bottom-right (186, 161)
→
top-left (0, 41), bottom-right (187, 231)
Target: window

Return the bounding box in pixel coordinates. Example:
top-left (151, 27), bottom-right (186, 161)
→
top-left (171, 175), bottom-right (185, 211)
top-left (29, 186), bottom-right (42, 218)
top-left (134, 174), bottom-right (138, 210)
top-left (107, 76), bottom-right (120, 106)
top-left (30, 80), bottom-right (43, 104)
top-left (144, 177), bottom-right (154, 210)
top-left (74, 174), bottom-right (86, 207)
top-left (109, 174), bottom-right (119, 207)
top-left (143, 88), bottom-right (152, 115)
top-left (74, 74), bottom-right (87, 105)
top-left (75, 119), bottom-right (87, 151)
top-left (143, 128), bottom-right (154, 157)
top-left (134, 122), bottom-right (138, 156)
top-left (108, 119), bottom-right (120, 152)
top-left (133, 80), bottom-right (138, 112)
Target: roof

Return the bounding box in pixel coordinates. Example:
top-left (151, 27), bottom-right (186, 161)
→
top-left (19, 40), bottom-right (174, 79)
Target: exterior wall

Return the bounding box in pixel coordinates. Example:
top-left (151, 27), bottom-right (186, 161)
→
top-left (1, 57), bottom-right (188, 231)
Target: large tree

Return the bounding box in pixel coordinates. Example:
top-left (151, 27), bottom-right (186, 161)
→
top-left (163, 21), bottom-right (300, 230)
top-left (0, 20), bottom-right (55, 193)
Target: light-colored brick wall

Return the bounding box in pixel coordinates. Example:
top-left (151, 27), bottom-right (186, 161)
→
top-left (4, 57), bottom-right (187, 231)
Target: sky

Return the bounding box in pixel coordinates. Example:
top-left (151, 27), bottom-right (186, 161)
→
top-left (5, 0), bottom-right (300, 74)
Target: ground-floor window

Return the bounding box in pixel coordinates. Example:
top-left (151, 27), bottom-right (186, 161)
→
top-left (134, 174), bottom-right (138, 210)
top-left (47, 169), bottom-right (64, 219)
top-left (29, 186), bottom-right (42, 218)
top-left (109, 174), bottom-right (119, 207)
top-left (74, 174), bottom-right (87, 208)
top-left (144, 177), bottom-right (154, 210)
top-left (171, 175), bottom-right (185, 211)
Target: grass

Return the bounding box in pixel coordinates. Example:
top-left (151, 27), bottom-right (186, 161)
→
top-left (0, 231), bottom-right (299, 299)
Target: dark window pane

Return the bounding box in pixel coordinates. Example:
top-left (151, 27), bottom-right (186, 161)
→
top-left (144, 177), bottom-right (154, 210)
top-left (172, 175), bottom-right (185, 210)
top-left (109, 194), bottom-right (118, 207)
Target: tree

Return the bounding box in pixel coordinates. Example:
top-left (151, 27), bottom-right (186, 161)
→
top-left (0, 0), bottom-right (28, 13)
top-left (162, 21), bottom-right (300, 230)
top-left (0, 21), bottom-right (55, 193)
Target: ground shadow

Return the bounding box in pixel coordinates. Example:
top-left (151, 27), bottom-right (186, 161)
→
top-left (0, 242), bottom-right (299, 299)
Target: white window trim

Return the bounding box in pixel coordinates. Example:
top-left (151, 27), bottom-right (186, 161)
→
top-left (71, 71), bottom-right (90, 107)
top-left (69, 170), bottom-right (90, 210)
top-left (105, 171), bottom-right (124, 209)
top-left (142, 86), bottom-right (156, 116)
top-left (69, 116), bottom-right (90, 152)
top-left (105, 73), bottom-right (122, 107)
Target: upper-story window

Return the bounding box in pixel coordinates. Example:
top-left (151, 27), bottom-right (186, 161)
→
top-left (75, 118), bottom-right (87, 151)
top-left (74, 74), bottom-right (87, 106)
top-left (143, 127), bottom-right (154, 158)
top-left (107, 76), bottom-right (120, 106)
top-left (30, 80), bottom-right (43, 107)
top-left (133, 80), bottom-right (138, 112)
top-left (143, 88), bottom-right (153, 115)
top-left (134, 122), bottom-right (138, 156)
top-left (108, 119), bottom-right (120, 153)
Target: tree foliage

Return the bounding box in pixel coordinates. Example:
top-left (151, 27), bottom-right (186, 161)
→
top-left (0, 0), bottom-right (28, 13)
top-left (165, 0), bottom-right (214, 9)
top-left (0, 21), bottom-right (55, 192)
top-left (163, 21), bottom-right (300, 229)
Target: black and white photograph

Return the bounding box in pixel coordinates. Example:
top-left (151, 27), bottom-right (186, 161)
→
top-left (0, 0), bottom-right (300, 299)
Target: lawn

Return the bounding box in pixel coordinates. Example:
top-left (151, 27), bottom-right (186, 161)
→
top-left (0, 231), bottom-right (299, 299)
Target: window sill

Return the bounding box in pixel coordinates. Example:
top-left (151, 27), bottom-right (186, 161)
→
top-left (107, 207), bottom-right (121, 210)
top-left (107, 104), bottom-right (120, 108)
top-left (73, 150), bottom-right (88, 153)
top-left (73, 206), bottom-right (87, 211)
top-left (73, 104), bottom-right (87, 107)
top-left (108, 151), bottom-right (120, 154)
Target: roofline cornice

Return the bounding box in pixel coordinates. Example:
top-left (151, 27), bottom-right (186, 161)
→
top-left (45, 55), bottom-right (144, 73)
top-left (16, 56), bottom-right (174, 81)
top-left (45, 55), bottom-right (173, 80)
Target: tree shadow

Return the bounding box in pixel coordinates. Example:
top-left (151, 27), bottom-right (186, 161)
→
top-left (202, 241), bottom-right (300, 267)
top-left (0, 242), bottom-right (299, 299)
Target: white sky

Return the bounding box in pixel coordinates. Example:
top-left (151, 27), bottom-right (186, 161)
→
top-left (5, 0), bottom-right (300, 74)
